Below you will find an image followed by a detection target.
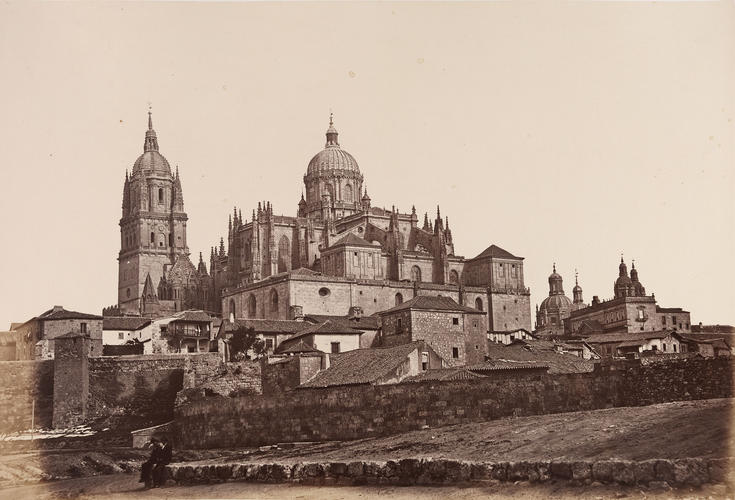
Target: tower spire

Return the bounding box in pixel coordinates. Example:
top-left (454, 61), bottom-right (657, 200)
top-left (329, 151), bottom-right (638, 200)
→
top-left (325, 112), bottom-right (339, 148)
top-left (143, 108), bottom-right (159, 152)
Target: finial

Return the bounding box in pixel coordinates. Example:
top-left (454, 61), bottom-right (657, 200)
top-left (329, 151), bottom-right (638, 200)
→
top-left (631, 259), bottom-right (636, 269)
top-left (148, 106), bottom-right (153, 131)
top-left (199, 251), bottom-right (204, 263)
top-left (329, 111), bottom-right (333, 126)
top-left (575, 268), bottom-right (579, 285)
top-left (436, 205), bottom-right (441, 219)
top-left (445, 216), bottom-right (449, 229)
top-left (621, 252), bottom-right (624, 263)
top-left (553, 262), bottom-right (556, 273)
top-left (239, 208), bottom-right (242, 222)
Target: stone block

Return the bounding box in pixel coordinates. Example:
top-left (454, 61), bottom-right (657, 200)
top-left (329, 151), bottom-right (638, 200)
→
top-left (673, 458), bottom-right (708, 486)
top-left (347, 461), bottom-right (364, 478)
top-left (397, 458), bottom-right (420, 484)
top-left (707, 458), bottom-right (730, 484)
top-left (571, 461), bottom-right (591, 481)
top-left (507, 461), bottom-right (530, 481)
top-left (633, 460), bottom-right (656, 485)
top-left (215, 464), bottom-right (232, 480)
top-left (654, 459), bottom-right (675, 483)
top-left (549, 461), bottom-right (572, 479)
top-left (469, 462), bottom-right (493, 480)
top-left (611, 460), bottom-right (635, 485)
top-left (328, 462), bottom-right (348, 478)
top-left (231, 464), bottom-right (247, 479)
top-left (489, 462), bottom-right (508, 481)
top-left (528, 461), bottom-right (550, 482)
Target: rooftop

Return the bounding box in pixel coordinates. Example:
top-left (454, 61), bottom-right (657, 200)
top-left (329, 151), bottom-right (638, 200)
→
top-left (304, 314), bottom-right (380, 330)
top-left (583, 330), bottom-right (674, 344)
top-left (37, 306), bottom-right (102, 322)
top-left (485, 341), bottom-right (594, 374)
top-left (103, 316), bottom-right (152, 331)
top-left (379, 295), bottom-right (484, 315)
top-left (471, 244), bottom-right (522, 261)
top-left (223, 319), bottom-right (310, 335)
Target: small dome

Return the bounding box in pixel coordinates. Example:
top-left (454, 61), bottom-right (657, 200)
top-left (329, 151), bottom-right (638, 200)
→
top-left (616, 275), bottom-right (633, 287)
top-left (539, 294), bottom-right (573, 314)
top-left (132, 150), bottom-right (172, 175)
top-left (573, 283), bottom-right (583, 293)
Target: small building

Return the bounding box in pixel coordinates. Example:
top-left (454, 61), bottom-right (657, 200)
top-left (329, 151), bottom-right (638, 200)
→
top-left (218, 318), bottom-right (310, 358)
top-left (297, 341), bottom-right (444, 389)
top-left (150, 310), bottom-right (213, 354)
top-left (678, 333), bottom-right (733, 358)
top-left (584, 331), bottom-right (682, 358)
top-left (14, 306), bottom-right (103, 360)
top-left (304, 307), bottom-right (380, 348)
top-left (379, 295), bottom-right (487, 366)
top-left (102, 316), bottom-right (153, 346)
top-left (488, 328), bottom-right (537, 345)
top-left (485, 340), bottom-right (595, 374)
top-left (0, 331), bottom-right (16, 361)
top-left (276, 320), bottom-right (363, 354)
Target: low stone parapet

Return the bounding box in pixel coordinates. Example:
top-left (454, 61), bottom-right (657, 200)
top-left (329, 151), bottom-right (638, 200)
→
top-left (165, 457), bottom-right (732, 488)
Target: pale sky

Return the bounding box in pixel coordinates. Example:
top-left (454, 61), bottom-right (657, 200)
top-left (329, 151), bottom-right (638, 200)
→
top-left (0, 1), bottom-right (733, 328)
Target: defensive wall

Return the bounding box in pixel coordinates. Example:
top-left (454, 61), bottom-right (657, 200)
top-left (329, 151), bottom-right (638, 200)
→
top-left (0, 360), bottom-right (55, 433)
top-left (175, 357), bottom-right (734, 449)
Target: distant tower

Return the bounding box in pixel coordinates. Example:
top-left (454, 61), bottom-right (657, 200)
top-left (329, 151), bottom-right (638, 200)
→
top-left (535, 264), bottom-right (573, 336)
top-left (614, 255), bottom-right (634, 299)
top-left (572, 269), bottom-right (584, 308)
top-left (117, 111), bottom-right (190, 314)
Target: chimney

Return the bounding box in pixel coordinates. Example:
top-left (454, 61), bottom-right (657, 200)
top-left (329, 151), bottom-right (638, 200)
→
top-left (348, 306), bottom-right (363, 319)
top-left (52, 305), bottom-right (64, 313)
top-left (592, 296), bottom-right (600, 305)
top-left (322, 352), bottom-right (330, 370)
top-left (289, 305), bottom-right (304, 321)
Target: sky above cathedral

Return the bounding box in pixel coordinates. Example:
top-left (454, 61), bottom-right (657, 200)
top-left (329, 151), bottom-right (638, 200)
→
top-left (0, 1), bottom-right (733, 326)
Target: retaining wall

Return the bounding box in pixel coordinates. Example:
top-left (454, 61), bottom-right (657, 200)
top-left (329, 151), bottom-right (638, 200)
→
top-left (0, 360), bottom-right (54, 433)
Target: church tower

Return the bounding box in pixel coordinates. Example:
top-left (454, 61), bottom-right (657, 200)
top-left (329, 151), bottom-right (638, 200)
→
top-left (117, 112), bottom-right (190, 314)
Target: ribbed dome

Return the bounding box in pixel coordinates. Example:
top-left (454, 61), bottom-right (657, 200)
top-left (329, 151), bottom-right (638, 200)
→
top-left (616, 275), bottom-right (633, 287)
top-left (132, 150), bottom-right (172, 175)
top-left (306, 114), bottom-right (360, 175)
top-left (307, 148), bottom-right (360, 175)
top-left (539, 294), bottom-right (573, 313)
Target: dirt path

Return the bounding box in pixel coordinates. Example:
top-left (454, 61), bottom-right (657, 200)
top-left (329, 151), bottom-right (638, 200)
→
top-left (1, 473), bottom-right (731, 500)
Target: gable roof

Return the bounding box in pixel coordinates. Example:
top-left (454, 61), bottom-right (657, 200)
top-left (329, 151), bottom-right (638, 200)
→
top-left (277, 320), bottom-right (363, 351)
top-left (9, 323), bottom-right (23, 331)
top-left (471, 244), bottom-right (521, 261)
top-left (278, 340), bottom-right (323, 354)
top-left (379, 295), bottom-right (484, 315)
top-left (404, 367), bottom-right (484, 383)
top-left (304, 314), bottom-right (380, 330)
top-left (583, 331), bottom-right (673, 344)
top-left (298, 342), bottom-right (425, 388)
top-left (224, 319), bottom-right (310, 335)
top-left (37, 307), bottom-right (102, 321)
top-left (103, 316), bottom-right (152, 331)
top-left (485, 341), bottom-right (594, 374)
top-left (328, 232), bottom-right (376, 249)
top-left (172, 310), bottom-right (213, 323)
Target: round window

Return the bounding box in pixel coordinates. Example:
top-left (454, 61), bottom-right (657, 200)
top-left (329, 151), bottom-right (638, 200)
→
top-left (318, 287), bottom-right (330, 297)
top-left (357, 226), bottom-right (364, 233)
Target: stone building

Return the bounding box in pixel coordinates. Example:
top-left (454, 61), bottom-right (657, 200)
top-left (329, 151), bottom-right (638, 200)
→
top-left (117, 113), bottom-right (215, 317)
top-left (378, 295), bottom-right (487, 366)
top-left (534, 265), bottom-right (585, 338)
top-left (566, 258), bottom-right (691, 336)
top-left (216, 116), bottom-right (532, 333)
top-left (14, 306), bottom-right (103, 360)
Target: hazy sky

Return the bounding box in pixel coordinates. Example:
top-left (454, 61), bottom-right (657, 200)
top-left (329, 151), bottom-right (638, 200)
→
top-left (0, 1), bottom-right (733, 328)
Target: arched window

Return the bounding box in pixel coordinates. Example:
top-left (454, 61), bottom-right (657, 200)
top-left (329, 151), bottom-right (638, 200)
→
top-left (395, 293), bottom-right (403, 306)
top-left (411, 265), bottom-right (422, 282)
top-left (324, 183), bottom-right (334, 199)
top-left (475, 297), bottom-right (484, 311)
top-left (168, 233), bottom-right (173, 247)
top-left (150, 232), bottom-right (155, 244)
top-left (158, 188), bottom-right (164, 203)
top-left (344, 184), bottom-right (353, 202)
top-left (449, 270), bottom-right (459, 285)
top-left (270, 289), bottom-right (279, 313)
top-left (277, 235), bottom-right (290, 273)
top-left (248, 294), bottom-right (257, 318)
top-left (229, 299), bottom-right (236, 323)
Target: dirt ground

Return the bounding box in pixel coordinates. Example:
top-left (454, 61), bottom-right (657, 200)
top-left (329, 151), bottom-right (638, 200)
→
top-left (0, 398), bottom-right (732, 496)
top-left (1, 473), bottom-right (732, 500)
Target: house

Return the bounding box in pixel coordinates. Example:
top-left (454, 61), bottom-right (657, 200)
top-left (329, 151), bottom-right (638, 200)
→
top-left (297, 341), bottom-right (444, 389)
top-left (405, 361), bottom-right (549, 383)
top-left (583, 331), bottom-right (682, 358)
top-left (0, 331), bottom-right (16, 361)
top-left (102, 316), bottom-right (153, 346)
top-left (485, 340), bottom-right (595, 374)
top-left (218, 318), bottom-right (310, 358)
top-left (14, 306), bottom-right (103, 360)
top-left (378, 295), bottom-right (487, 366)
top-left (488, 328), bottom-right (537, 345)
top-left (150, 310), bottom-right (214, 354)
top-left (276, 320), bottom-right (364, 354)
top-left (678, 334), bottom-right (733, 358)
top-left (303, 307), bottom-right (381, 348)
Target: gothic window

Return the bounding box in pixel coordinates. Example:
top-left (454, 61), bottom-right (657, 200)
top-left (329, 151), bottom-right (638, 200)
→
top-left (395, 293), bottom-right (403, 306)
top-left (248, 295), bottom-right (257, 318)
top-left (168, 233), bottom-right (173, 247)
top-left (270, 289), bottom-right (279, 313)
top-left (126, 288), bottom-right (131, 298)
top-left (150, 232), bottom-right (155, 244)
top-left (277, 235), bottom-right (290, 273)
top-left (397, 318), bottom-right (403, 333)
top-left (344, 184), bottom-right (353, 202)
top-left (475, 297), bottom-right (484, 311)
top-left (158, 188), bottom-right (164, 203)
top-left (449, 270), bottom-right (459, 285)
top-left (229, 300), bottom-right (236, 322)
top-left (411, 265), bottom-right (422, 283)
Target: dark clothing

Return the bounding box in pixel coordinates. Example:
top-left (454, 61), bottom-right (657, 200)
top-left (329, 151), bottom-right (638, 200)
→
top-left (139, 443), bottom-right (162, 486)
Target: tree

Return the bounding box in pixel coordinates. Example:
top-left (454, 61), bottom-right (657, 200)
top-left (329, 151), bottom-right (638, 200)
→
top-left (229, 325), bottom-right (267, 360)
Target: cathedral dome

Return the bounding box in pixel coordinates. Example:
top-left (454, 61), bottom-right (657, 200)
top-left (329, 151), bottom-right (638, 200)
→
top-left (306, 114), bottom-right (360, 175)
top-left (538, 294), bottom-right (573, 314)
top-left (132, 150), bottom-right (172, 175)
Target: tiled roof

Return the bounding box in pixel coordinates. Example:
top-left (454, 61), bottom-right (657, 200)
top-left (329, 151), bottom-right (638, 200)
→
top-left (304, 314), bottom-right (380, 330)
top-left (9, 323), bottom-right (23, 331)
top-left (467, 360), bottom-right (550, 371)
top-left (224, 319), bottom-right (310, 335)
top-left (471, 244), bottom-right (521, 260)
top-left (379, 295), bottom-right (483, 315)
top-left (38, 307), bottom-right (102, 321)
top-left (656, 306), bottom-right (688, 313)
top-left (103, 316), bottom-right (151, 331)
top-left (278, 320), bottom-right (363, 349)
top-left (485, 342), bottom-right (594, 374)
top-left (583, 331), bottom-right (672, 344)
top-left (172, 310), bottom-right (213, 323)
top-left (298, 342), bottom-right (423, 388)
top-left (289, 267), bottom-right (321, 277)
top-left (679, 333), bottom-right (734, 348)
top-left (329, 233), bottom-right (376, 248)
top-left (404, 367), bottom-right (484, 382)
top-left (279, 340), bottom-right (323, 354)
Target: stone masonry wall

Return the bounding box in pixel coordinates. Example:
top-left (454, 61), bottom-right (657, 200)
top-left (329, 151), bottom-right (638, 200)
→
top-left (0, 360), bottom-right (54, 433)
top-left (176, 358), bottom-right (733, 450)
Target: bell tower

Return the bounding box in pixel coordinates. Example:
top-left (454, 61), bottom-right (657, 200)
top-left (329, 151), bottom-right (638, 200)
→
top-left (117, 112), bottom-right (189, 314)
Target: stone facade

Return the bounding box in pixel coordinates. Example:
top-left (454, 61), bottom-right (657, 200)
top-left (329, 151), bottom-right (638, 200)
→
top-left (52, 333), bottom-right (90, 428)
top-left (14, 306), bottom-right (102, 360)
top-left (534, 266), bottom-right (585, 337)
top-left (0, 360), bottom-right (54, 433)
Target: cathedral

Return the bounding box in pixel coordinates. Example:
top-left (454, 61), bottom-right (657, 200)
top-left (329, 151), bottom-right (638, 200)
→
top-left (534, 265), bottom-right (585, 337)
top-left (116, 113), bottom-right (533, 333)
